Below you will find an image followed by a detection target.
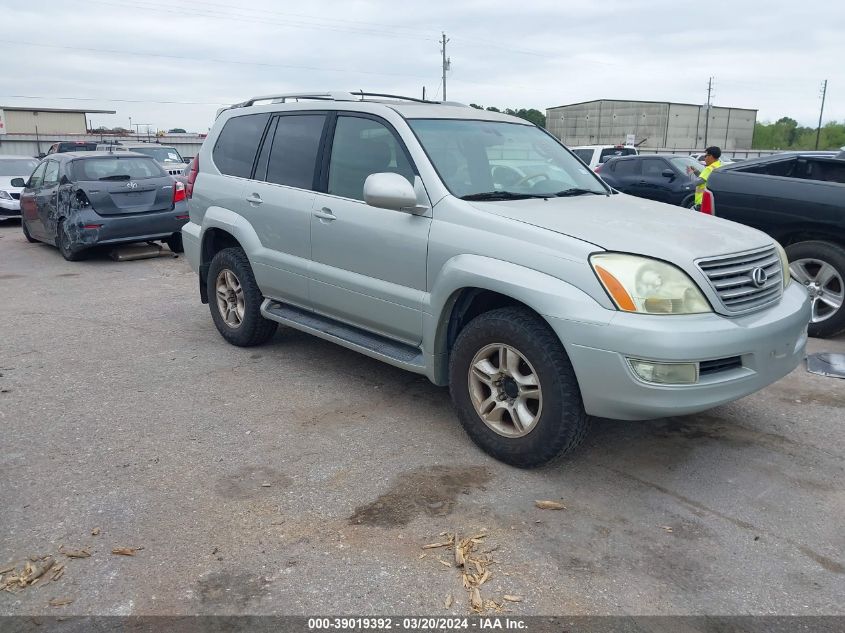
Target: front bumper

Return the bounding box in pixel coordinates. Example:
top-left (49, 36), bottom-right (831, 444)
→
top-left (0, 197), bottom-right (21, 217)
top-left (548, 282), bottom-right (810, 420)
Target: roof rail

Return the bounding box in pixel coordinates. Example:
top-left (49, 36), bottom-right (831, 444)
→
top-left (351, 91), bottom-right (437, 104)
top-left (233, 91), bottom-right (358, 108)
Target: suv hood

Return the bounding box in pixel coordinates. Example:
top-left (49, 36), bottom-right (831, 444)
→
top-left (468, 193), bottom-right (772, 260)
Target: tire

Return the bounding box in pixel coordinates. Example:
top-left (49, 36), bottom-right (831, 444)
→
top-left (22, 219), bottom-right (38, 243)
top-left (786, 240), bottom-right (845, 338)
top-left (166, 233), bottom-right (184, 253)
top-left (207, 247), bottom-right (277, 347)
top-left (681, 195), bottom-right (696, 209)
top-left (57, 219), bottom-right (87, 261)
top-left (449, 306), bottom-right (588, 468)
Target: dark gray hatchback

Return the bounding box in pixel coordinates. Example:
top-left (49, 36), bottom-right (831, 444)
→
top-left (16, 151), bottom-right (188, 260)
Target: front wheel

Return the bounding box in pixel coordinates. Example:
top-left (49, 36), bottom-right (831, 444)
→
top-left (449, 307), bottom-right (588, 468)
top-left (22, 219), bottom-right (38, 243)
top-left (786, 240), bottom-right (845, 338)
top-left (207, 247), bottom-right (277, 347)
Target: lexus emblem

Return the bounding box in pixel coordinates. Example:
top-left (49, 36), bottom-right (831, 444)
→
top-left (126, 181), bottom-right (138, 189)
top-left (751, 267), bottom-right (768, 288)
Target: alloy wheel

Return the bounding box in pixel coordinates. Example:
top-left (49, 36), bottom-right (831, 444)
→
top-left (215, 269), bottom-right (245, 329)
top-left (790, 258), bottom-right (844, 323)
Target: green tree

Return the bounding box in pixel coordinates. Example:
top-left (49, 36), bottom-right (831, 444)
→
top-left (753, 118), bottom-right (845, 150)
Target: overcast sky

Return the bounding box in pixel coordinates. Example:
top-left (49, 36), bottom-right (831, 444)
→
top-left (1, 0), bottom-right (843, 133)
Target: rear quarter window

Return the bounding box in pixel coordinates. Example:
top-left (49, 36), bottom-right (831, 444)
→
top-left (70, 157), bottom-right (165, 181)
top-left (212, 113), bottom-right (271, 178)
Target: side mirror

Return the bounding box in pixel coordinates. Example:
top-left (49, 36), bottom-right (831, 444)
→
top-left (363, 172), bottom-right (420, 213)
top-left (10, 177), bottom-right (27, 188)
top-left (661, 169), bottom-right (675, 179)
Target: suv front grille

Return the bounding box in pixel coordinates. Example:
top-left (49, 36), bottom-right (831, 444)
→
top-left (697, 246), bottom-right (783, 313)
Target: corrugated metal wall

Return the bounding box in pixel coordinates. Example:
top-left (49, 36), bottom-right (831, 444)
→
top-left (546, 100), bottom-right (756, 149)
top-left (4, 110), bottom-right (88, 134)
top-left (0, 134), bottom-right (205, 159)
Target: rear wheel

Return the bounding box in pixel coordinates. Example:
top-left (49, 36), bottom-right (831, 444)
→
top-left (207, 247), bottom-right (277, 347)
top-left (21, 219), bottom-right (38, 243)
top-left (57, 219), bottom-right (87, 261)
top-left (449, 306), bottom-right (588, 468)
top-left (165, 233), bottom-right (184, 253)
top-left (786, 240), bottom-right (845, 338)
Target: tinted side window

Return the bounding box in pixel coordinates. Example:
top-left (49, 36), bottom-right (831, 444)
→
top-left (572, 149), bottom-right (594, 163)
top-left (613, 159), bottom-right (641, 176)
top-left (29, 162), bottom-right (47, 188)
top-left (802, 159), bottom-right (845, 184)
top-left (600, 147), bottom-right (636, 161)
top-left (212, 113), bottom-right (271, 178)
top-left (738, 159), bottom-right (795, 177)
top-left (264, 114), bottom-right (325, 189)
top-left (642, 158), bottom-right (667, 178)
top-left (328, 116), bottom-right (415, 201)
top-left (43, 161), bottom-right (60, 186)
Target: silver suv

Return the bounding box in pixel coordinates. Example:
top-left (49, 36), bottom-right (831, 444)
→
top-left (182, 91), bottom-right (810, 467)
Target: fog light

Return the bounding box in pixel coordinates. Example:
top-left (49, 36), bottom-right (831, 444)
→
top-left (628, 359), bottom-right (698, 385)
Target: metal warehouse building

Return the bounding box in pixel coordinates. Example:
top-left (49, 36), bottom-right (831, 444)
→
top-left (546, 99), bottom-right (757, 150)
top-left (0, 106), bottom-right (116, 135)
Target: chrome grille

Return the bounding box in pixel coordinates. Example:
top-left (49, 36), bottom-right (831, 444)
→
top-left (697, 246), bottom-right (783, 313)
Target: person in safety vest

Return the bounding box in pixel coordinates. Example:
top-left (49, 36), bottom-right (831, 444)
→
top-left (694, 146), bottom-right (722, 209)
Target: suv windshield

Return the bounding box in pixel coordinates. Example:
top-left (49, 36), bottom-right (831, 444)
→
top-left (70, 156), bottom-right (166, 181)
top-left (0, 158), bottom-right (38, 177)
top-left (409, 119), bottom-right (608, 199)
top-left (669, 156), bottom-right (704, 178)
top-left (129, 146), bottom-right (185, 164)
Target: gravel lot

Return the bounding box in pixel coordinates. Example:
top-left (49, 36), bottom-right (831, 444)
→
top-left (1, 220), bottom-right (843, 617)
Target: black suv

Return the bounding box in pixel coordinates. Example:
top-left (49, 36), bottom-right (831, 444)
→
top-left (705, 152), bottom-right (845, 337)
top-left (597, 154), bottom-right (702, 208)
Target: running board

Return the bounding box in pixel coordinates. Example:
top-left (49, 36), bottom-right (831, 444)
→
top-left (261, 300), bottom-right (426, 373)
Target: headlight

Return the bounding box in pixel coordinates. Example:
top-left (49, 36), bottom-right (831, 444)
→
top-left (590, 253), bottom-right (711, 314)
top-left (774, 241), bottom-right (791, 288)
top-left (0, 190), bottom-right (12, 200)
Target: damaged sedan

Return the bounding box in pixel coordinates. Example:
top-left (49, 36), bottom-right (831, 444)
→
top-left (16, 151), bottom-right (188, 261)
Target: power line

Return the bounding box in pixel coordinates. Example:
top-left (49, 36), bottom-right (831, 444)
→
top-left (85, 0), bottom-right (435, 42)
top-left (0, 39), bottom-right (434, 80)
top-left (0, 94), bottom-right (226, 105)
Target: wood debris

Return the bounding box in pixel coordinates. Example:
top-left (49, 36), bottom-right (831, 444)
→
top-left (111, 547), bottom-right (143, 556)
top-left (48, 598), bottom-right (73, 607)
top-left (91, 528), bottom-right (101, 536)
top-left (59, 546), bottom-right (91, 559)
top-left (1, 556), bottom-right (55, 593)
top-left (535, 500), bottom-right (566, 510)
top-left (503, 595), bottom-right (523, 602)
top-left (51, 564), bottom-right (65, 582)
top-left (420, 531), bottom-right (500, 614)
top-left (660, 525), bottom-right (674, 533)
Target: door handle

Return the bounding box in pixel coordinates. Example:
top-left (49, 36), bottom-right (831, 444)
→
top-left (637, 179), bottom-right (647, 184)
top-left (314, 208), bottom-right (336, 221)
top-left (246, 193), bottom-right (263, 205)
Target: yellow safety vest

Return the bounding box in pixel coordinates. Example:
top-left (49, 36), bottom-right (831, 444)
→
top-left (695, 160), bottom-right (722, 205)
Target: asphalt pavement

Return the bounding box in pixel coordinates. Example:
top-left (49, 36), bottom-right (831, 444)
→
top-left (1, 221), bottom-right (843, 617)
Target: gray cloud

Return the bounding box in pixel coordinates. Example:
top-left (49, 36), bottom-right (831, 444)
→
top-left (2, 0), bottom-right (842, 132)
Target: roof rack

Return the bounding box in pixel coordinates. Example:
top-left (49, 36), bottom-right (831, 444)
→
top-left (227, 91), bottom-right (469, 112)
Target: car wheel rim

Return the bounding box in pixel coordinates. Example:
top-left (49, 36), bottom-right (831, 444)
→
top-left (215, 269), bottom-right (245, 329)
top-left (789, 258), bottom-right (844, 323)
top-left (468, 343), bottom-right (542, 438)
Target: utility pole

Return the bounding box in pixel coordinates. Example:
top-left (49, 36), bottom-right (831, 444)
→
top-left (440, 32), bottom-right (450, 102)
top-left (815, 79), bottom-right (827, 150)
top-left (703, 76), bottom-right (713, 148)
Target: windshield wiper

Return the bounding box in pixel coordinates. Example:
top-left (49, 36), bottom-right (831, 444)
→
top-left (99, 174), bottom-right (131, 181)
top-left (552, 188), bottom-right (607, 197)
top-left (460, 191), bottom-right (550, 201)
